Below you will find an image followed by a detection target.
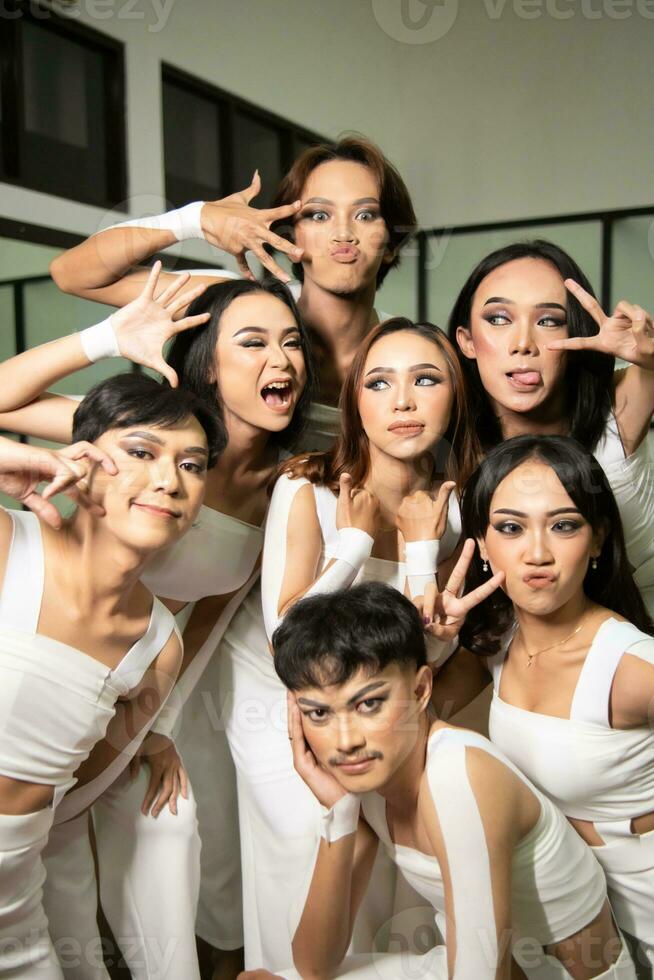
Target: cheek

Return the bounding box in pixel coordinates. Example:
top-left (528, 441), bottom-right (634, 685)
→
top-left (357, 390), bottom-right (383, 434)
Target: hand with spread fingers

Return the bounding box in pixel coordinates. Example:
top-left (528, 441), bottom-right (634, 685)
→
top-left (200, 171), bottom-right (304, 283)
top-left (335, 472), bottom-right (380, 538)
top-left (134, 732), bottom-right (189, 819)
top-left (420, 539), bottom-right (505, 641)
top-left (0, 436), bottom-right (117, 529)
top-left (547, 279), bottom-right (654, 371)
top-left (287, 692), bottom-right (347, 809)
top-left (396, 481), bottom-right (456, 543)
top-left (110, 259), bottom-right (213, 387)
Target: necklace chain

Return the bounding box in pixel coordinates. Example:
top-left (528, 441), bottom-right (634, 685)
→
top-left (521, 619), bottom-right (587, 668)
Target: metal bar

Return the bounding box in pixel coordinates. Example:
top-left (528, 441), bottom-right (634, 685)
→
top-left (417, 231), bottom-right (428, 321)
top-left (423, 205), bottom-right (654, 239)
top-left (601, 217), bottom-right (614, 312)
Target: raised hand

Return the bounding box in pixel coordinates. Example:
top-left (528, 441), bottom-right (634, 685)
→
top-left (288, 693), bottom-right (348, 809)
top-left (335, 473), bottom-right (380, 537)
top-left (547, 279), bottom-right (654, 370)
top-left (396, 481), bottom-right (456, 543)
top-left (201, 171), bottom-right (304, 282)
top-left (111, 260), bottom-right (212, 387)
top-left (0, 437), bottom-right (116, 528)
top-left (420, 539), bottom-right (504, 641)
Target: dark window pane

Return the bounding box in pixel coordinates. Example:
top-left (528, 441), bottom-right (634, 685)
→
top-left (163, 80), bottom-right (221, 198)
top-left (232, 112), bottom-right (282, 208)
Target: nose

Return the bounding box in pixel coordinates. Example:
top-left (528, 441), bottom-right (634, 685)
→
top-left (523, 528), bottom-right (553, 565)
top-left (509, 319), bottom-right (539, 356)
top-left (336, 715), bottom-right (366, 756)
top-left (393, 377), bottom-right (416, 412)
top-left (331, 210), bottom-right (356, 243)
top-left (151, 458), bottom-right (181, 496)
top-left (268, 340), bottom-right (292, 371)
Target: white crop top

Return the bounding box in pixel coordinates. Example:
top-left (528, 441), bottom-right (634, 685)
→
top-left (361, 727), bottom-right (606, 976)
top-left (489, 617), bottom-right (654, 838)
top-left (0, 510), bottom-right (175, 800)
top-left (141, 503), bottom-right (263, 602)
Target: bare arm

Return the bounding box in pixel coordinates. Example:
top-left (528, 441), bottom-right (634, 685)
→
top-left (431, 647), bottom-right (492, 721)
top-left (50, 174), bottom-right (303, 307)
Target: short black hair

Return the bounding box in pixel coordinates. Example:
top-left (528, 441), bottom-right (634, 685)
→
top-left (72, 373), bottom-right (225, 468)
top-left (273, 582), bottom-right (427, 690)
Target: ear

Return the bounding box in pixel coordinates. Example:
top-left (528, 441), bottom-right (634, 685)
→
top-left (476, 537), bottom-right (489, 562)
top-left (415, 664), bottom-right (433, 713)
top-left (591, 523), bottom-right (607, 559)
top-left (455, 325), bottom-right (476, 360)
top-left (381, 243), bottom-right (397, 267)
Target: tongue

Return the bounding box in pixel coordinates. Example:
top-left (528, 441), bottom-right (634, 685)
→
top-left (263, 389), bottom-right (285, 407)
top-left (511, 371), bottom-right (540, 385)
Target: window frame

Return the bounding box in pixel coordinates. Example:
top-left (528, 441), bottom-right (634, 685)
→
top-left (0, 0), bottom-right (127, 210)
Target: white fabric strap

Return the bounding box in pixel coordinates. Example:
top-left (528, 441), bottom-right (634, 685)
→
top-left (405, 538), bottom-right (440, 599)
top-left (106, 201), bottom-right (205, 242)
top-left (79, 316), bottom-right (121, 363)
top-left (305, 528), bottom-right (373, 600)
top-left (320, 794), bottom-right (361, 843)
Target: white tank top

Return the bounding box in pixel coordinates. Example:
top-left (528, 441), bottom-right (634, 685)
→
top-left (488, 617), bottom-right (654, 840)
top-left (0, 510), bottom-right (176, 799)
top-left (361, 727), bottom-right (606, 951)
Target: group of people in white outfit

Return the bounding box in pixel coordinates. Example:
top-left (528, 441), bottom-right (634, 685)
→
top-left (0, 135), bottom-right (653, 980)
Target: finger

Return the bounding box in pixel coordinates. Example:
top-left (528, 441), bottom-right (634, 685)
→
top-left (458, 570), bottom-right (506, 613)
top-left (157, 362), bottom-right (179, 389)
top-left (168, 771), bottom-right (179, 816)
top-left (263, 200), bottom-right (303, 223)
top-left (250, 243), bottom-right (292, 284)
top-left (564, 279), bottom-right (606, 325)
top-left (129, 755), bottom-right (141, 781)
top-left (179, 763), bottom-right (189, 800)
top-left (434, 480), bottom-right (456, 536)
top-left (155, 271), bottom-right (190, 306)
top-left (141, 769), bottom-right (160, 816)
top-left (60, 485), bottom-right (104, 515)
top-left (171, 312), bottom-right (211, 334)
top-left (65, 442), bottom-right (118, 475)
top-left (143, 260), bottom-right (163, 300)
top-left (287, 693), bottom-right (306, 767)
top-left (41, 468), bottom-right (82, 500)
top-left (236, 252), bottom-right (256, 282)
top-left (259, 226), bottom-right (304, 261)
top-left (422, 581), bottom-right (437, 624)
top-left (443, 539), bottom-right (476, 597)
top-left (22, 491), bottom-right (63, 529)
top-left (613, 299), bottom-right (641, 323)
top-left (339, 472), bottom-right (353, 493)
top-left (242, 170), bottom-right (261, 204)
top-left (168, 284), bottom-right (208, 318)
top-left (152, 774), bottom-right (174, 819)
top-left (546, 336), bottom-right (595, 352)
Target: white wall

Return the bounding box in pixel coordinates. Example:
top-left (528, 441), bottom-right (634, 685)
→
top-left (1, 0), bottom-right (652, 254)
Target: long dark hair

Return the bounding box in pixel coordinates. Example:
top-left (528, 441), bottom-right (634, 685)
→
top-left (447, 240), bottom-right (614, 453)
top-left (279, 317), bottom-right (480, 491)
top-left (167, 278), bottom-right (316, 450)
top-left (460, 435), bottom-right (653, 656)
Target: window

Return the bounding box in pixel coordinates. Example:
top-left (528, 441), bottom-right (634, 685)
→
top-left (162, 65), bottom-right (325, 208)
top-left (0, 2), bottom-right (127, 209)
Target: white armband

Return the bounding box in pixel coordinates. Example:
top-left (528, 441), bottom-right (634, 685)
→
top-left (305, 527), bottom-right (374, 599)
top-left (106, 201), bottom-right (206, 242)
top-left (79, 315), bottom-right (121, 363)
top-left (405, 539), bottom-right (440, 599)
top-left (320, 794), bottom-right (361, 843)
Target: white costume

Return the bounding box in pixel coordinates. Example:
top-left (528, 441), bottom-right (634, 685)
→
top-left (42, 504), bottom-right (262, 979)
top-left (0, 510), bottom-right (176, 979)
top-left (593, 414), bottom-right (654, 615)
top-left (218, 471), bottom-right (460, 970)
top-left (489, 617), bottom-right (654, 969)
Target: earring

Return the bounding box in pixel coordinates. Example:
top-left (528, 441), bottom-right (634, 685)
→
top-left (482, 560), bottom-right (489, 573)
top-left (591, 557), bottom-right (598, 570)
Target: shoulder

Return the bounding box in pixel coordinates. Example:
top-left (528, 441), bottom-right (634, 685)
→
top-left (149, 618), bottom-right (183, 680)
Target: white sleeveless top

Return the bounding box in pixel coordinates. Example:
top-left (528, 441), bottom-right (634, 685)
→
top-left (488, 617), bottom-right (654, 841)
top-left (361, 727), bottom-right (606, 961)
top-left (593, 414), bottom-right (654, 614)
top-left (0, 510), bottom-right (176, 802)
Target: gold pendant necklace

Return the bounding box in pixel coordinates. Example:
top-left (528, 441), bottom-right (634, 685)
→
top-left (523, 621), bottom-right (586, 668)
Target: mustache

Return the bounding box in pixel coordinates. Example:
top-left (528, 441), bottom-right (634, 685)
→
top-left (329, 750), bottom-right (384, 766)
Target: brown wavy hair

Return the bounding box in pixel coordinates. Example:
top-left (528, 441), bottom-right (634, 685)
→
top-left (271, 134), bottom-right (417, 287)
top-left (278, 318), bottom-right (480, 492)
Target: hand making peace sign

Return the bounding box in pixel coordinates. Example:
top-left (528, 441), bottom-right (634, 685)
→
top-left (547, 279), bottom-right (654, 371)
top-left (420, 539), bottom-right (505, 642)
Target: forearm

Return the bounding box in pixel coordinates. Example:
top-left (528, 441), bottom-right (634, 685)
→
top-left (0, 333), bottom-right (89, 414)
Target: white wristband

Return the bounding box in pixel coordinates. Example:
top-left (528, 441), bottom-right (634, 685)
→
top-left (106, 201), bottom-right (206, 242)
top-left (79, 316), bottom-right (121, 363)
top-left (405, 539), bottom-right (440, 599)
top-left (335, 527), bottom-right (374, 569)
top-left (320, 794), bottom-right (361, 843)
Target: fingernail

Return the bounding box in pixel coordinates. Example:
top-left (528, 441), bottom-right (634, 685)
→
top-left (423, 616), bottom-right (431, 625)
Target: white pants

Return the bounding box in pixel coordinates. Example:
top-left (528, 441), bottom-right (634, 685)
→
top-left (593, 829), bottom-right (654, 973)
top-left (0, 807), bottom-right (62, 979)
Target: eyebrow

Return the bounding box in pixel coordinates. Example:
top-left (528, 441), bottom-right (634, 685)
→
top-left (483, 296), bottom-right (567, 313)
top-left (303, 197), bottom-right (380, 207)
top-left (297, 680), bottom-right (388, 710)
top-left (492, 507), bottom-right (582, 518)
top-left (365, 362), bottom-right (443, 378)
top-left (121, 431), bottom-right (208, 457)
top-left (232, 326), bottom-right (300, 337)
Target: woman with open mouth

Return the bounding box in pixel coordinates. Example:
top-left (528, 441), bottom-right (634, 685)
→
top-left (440, 436), bottom-right (654, 971)
top-left (448, 239), bottom-right (654, 615)
top-left (0, 264), bottom-right (313, 980)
